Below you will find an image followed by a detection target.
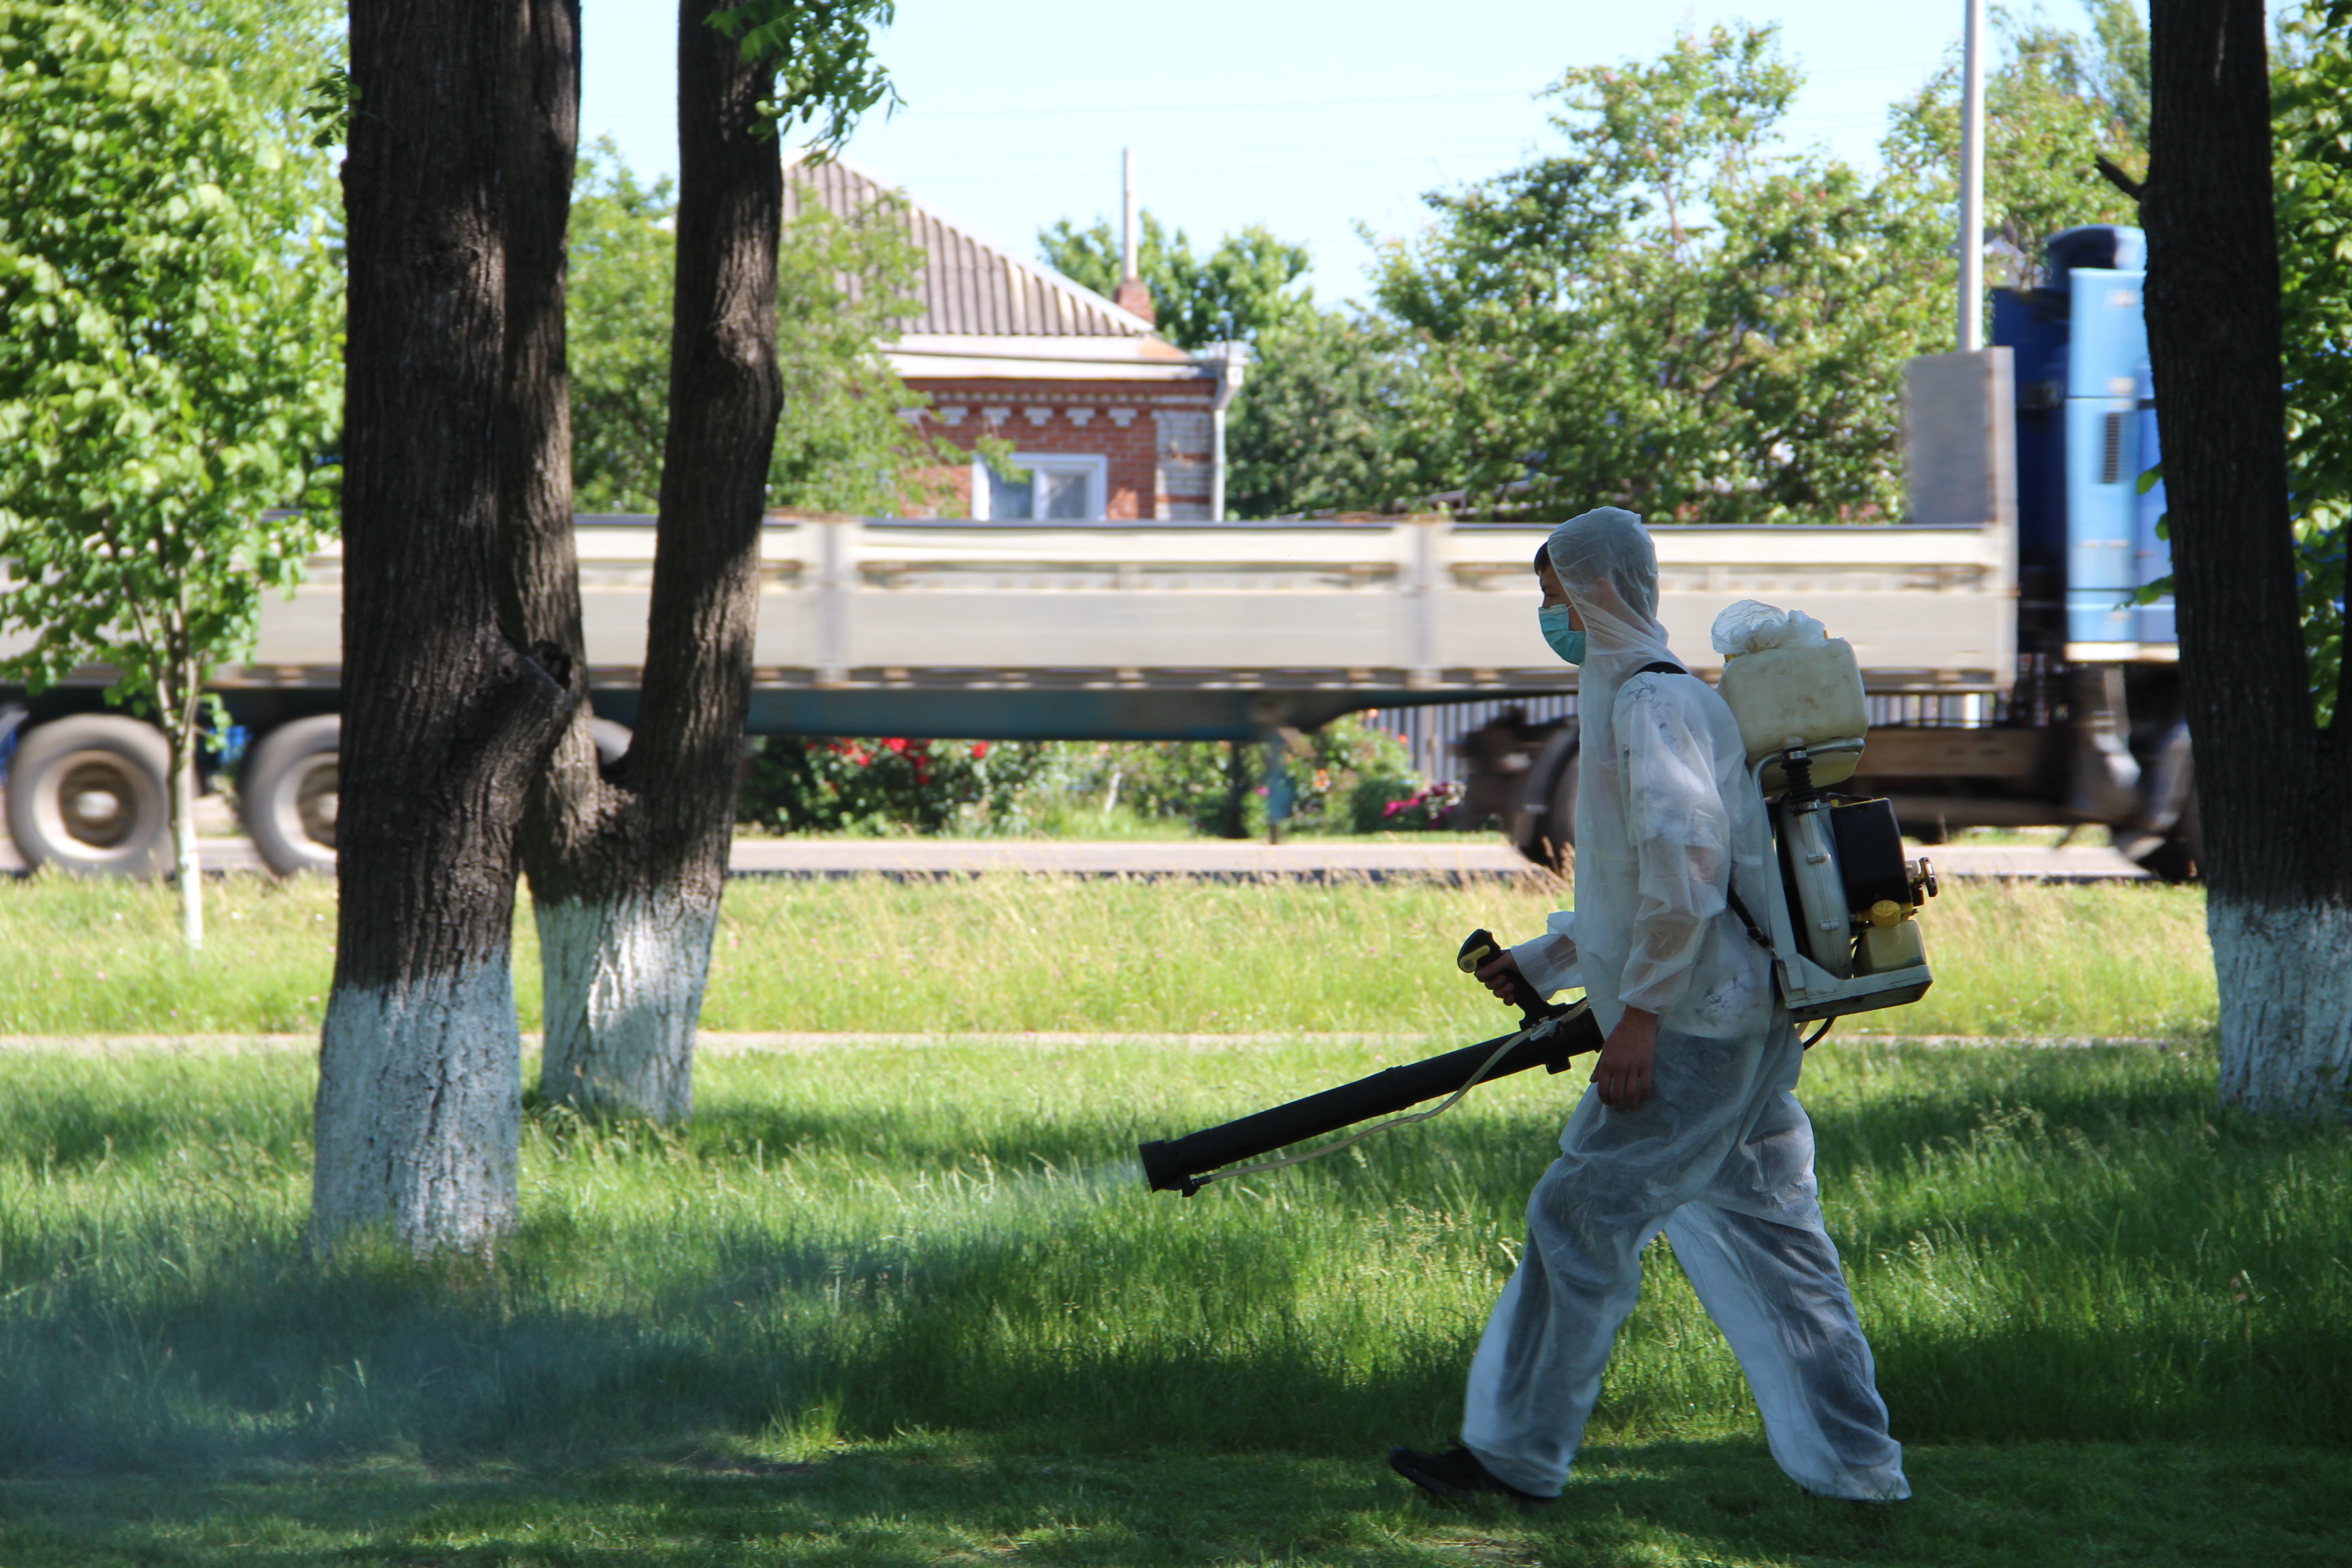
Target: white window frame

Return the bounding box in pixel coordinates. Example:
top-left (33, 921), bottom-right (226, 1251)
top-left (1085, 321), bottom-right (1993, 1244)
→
top-left (972, 451), bottom-right (1109, 521)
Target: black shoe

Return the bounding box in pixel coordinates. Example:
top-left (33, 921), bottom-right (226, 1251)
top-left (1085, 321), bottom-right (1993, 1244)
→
top-left (1386, 1444), bottom-right (1552, 1513)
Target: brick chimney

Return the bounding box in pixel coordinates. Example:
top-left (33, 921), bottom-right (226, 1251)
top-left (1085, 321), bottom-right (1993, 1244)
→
top-left (1115, 275), bottom-right (1156, 325)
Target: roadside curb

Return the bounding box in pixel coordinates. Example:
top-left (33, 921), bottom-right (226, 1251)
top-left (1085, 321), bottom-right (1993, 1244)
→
top-left (0, 1032), bottom-right (2199, 1054)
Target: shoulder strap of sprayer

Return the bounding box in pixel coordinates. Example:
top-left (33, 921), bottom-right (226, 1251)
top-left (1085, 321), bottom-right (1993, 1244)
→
top-left (1632, 660), bottom-right (1775, 954)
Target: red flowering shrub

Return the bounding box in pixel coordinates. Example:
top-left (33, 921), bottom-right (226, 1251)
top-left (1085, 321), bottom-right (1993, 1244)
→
top-left (1377, 779), bottom-right (1465, 831)
top-left (737, 736), bottom-right (1050, 834)
top-left (734, 717), bottom-right (1435, 836)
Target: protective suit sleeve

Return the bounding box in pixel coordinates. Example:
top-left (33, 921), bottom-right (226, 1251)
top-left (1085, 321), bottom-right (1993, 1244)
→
top-left (1614, 677), bottom-right (1735, 1016)
top-left (1510, 911), bottom-right (1582, 997)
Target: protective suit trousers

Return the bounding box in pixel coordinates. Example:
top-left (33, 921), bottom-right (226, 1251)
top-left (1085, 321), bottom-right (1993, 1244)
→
top-left (1460, 1020), bottom-right (1908, 1501)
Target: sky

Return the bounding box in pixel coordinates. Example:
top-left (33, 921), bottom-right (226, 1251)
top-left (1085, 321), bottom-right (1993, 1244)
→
top-left (580, 0), bottom-right (2123, 304)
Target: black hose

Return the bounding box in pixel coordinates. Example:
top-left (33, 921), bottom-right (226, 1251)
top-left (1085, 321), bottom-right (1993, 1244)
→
top-left (1139, 1003), bottom-right (1604, 1195)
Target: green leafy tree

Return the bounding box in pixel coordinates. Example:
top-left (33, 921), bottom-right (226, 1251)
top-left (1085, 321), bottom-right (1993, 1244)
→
top-left (0, 0), bottom-right (340, 949)
top-left (2274, 3), bottom-right (2351, 724)
top-left (1224, 306), bottom-right (1420, 517)
top-left (1038, 213), bottom-right (1310, 350)
top-left (568, 140), bottom-right (956, 514)
top-left (1368, 22), bottom-right (1947, 523)
top-left (768, 176), bottom-right (961, 513)
top-left (567, 144), bottom-right (677, 513)
top-left (2084, 0), bottom-right (2153, 144)
top-left (1880, 2), bottom-right (2147, 301)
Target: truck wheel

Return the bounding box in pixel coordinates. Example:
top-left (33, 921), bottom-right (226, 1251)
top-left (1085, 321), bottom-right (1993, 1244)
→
top-left (240, 715), bottom-right (340, 876)
top-left (1512, 728), bottom-right (1580, 871)
top-left (591, 718), bottom-right (631, 771)
top-left (2130, 790), bottom-right (2202, 884)
top-left (4, 715), bottom-right (172, 877)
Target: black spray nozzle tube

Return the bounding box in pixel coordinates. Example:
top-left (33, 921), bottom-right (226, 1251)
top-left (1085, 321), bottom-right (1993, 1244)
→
top-left (1139, 1002), bottom-right (1603, 1196)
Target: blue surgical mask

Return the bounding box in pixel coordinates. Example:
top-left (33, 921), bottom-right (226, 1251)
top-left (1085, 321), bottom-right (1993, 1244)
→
top-left (1538, 604), bottom-right (1586, 666)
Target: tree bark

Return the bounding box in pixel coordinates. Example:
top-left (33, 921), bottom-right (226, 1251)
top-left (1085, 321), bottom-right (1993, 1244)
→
top-left (489, 0), bottom-right (643, 1096)
top-left (316, 0), bottom-right (572, 1254)
top-left (2145, 0), bottom-right (2352, 1120)
top-left (526, 1), bottom-right (780, 1121)
top-left (499, 0), bottom-right (588, 715)
top-left (169, 722), bottom-right (200, 951)
top-left (161, 637), bottom-right (203, 951)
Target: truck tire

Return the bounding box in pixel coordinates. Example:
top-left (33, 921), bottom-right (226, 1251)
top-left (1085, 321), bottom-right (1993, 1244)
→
top-left (235, 717), bottom-right (627, 877)
top-left (240, 715), bottom-right (341, 876)
top-left (1511, 727), bottom-right (1580, 871)
top-left (591, 717), bottom-right (630, 771)
top-left (4, 715), bottom-right (172, 877)
top-left (2130, 789), bottom-right (2202, 884)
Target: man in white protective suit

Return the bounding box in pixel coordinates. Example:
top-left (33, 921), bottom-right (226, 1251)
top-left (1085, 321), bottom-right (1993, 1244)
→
top-left (1386, 506), bottom-right (1909, 1509)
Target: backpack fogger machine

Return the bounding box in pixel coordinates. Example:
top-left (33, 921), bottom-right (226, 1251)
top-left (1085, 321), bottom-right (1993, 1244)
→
top-left (1716, 610), bottom-right (1942, 1022)
top-left (1137, 602), bottom-right (1938, 1198)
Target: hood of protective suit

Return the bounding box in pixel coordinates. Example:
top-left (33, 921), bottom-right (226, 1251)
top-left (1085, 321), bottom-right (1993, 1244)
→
top-left (1538, 507), bottom-right (1772, 1042)
top-left (1541, 507), bottom-right (1676, 679)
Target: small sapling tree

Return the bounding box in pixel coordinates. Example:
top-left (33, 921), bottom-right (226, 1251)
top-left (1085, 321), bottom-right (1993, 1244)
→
top-left (0, 0), bottom-right (341, 948)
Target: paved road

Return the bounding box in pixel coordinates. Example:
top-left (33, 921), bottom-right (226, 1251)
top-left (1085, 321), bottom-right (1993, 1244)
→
top-left (1912, 843), bottom-right (2151, 881)
top-left (0, 834), bottom-right (2151, 881)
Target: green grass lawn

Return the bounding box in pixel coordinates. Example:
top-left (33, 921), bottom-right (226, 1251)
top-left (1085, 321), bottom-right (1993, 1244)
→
top-left (1, 870), bottom-right (2218, 1040)
top-left (0, 1016), bottom-right (2346, 1563)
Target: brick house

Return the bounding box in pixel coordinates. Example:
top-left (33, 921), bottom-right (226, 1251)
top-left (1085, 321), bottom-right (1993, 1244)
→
top-left (786, 158), bottom-right (1237, 521)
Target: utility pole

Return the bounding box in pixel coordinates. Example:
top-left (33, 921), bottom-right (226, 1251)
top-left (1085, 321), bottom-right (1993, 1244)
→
top-left (1958, 0), bottom-right (1988, 350)
top-left (1123, 146), bottom-right (1138, 281)
top-left (1113, 147), bottom-right (1156, 326)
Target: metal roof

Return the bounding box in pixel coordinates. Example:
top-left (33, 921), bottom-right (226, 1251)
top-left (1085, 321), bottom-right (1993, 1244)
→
top-left (785, 156), bottom-right (1163, 340)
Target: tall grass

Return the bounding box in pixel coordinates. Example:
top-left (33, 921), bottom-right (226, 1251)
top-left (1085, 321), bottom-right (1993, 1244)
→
top-left (0, 1032), bottom-right (2341, 1478)
top-left (0, 870), bottom-right (2215, 1039)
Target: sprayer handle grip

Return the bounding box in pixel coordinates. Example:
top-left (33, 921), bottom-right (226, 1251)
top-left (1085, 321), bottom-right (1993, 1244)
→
top-left (1458, 927), bottom-right (1560, 1030)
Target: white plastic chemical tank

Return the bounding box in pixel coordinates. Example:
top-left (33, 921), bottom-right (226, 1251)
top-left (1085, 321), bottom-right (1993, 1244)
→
top-left (1711, 601), bottom-right (1870, 793)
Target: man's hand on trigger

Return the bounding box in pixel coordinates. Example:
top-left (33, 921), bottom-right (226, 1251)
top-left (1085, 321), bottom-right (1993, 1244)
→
top-left (1473, 949), bottom-right (1525, 1004)
top-left (1592, 1007), bottom-right (1659, 1111)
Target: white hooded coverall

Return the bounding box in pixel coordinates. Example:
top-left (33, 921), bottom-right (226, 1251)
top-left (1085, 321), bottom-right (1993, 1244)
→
top-left (1459, 507), bottom-right (1908, 1502)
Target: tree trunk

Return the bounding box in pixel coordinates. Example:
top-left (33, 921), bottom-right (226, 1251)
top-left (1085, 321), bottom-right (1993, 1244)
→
top-left (527, 0), bottom-right (780, 1121)
top-left (165, 672), bottom-right (201, 951)
top-left (487, 0), bottom-right (638, 1099)
top-left (316, 0), bottom-right (572, 1254)
top-left (2145, 0), bottom-right (2352, 1120)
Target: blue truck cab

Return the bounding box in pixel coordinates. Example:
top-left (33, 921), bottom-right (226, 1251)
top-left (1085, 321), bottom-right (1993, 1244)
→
top-left (1992, 223), bottom-right (2175, 659)
top-left (1987, 223), bottom-right (2194, 875)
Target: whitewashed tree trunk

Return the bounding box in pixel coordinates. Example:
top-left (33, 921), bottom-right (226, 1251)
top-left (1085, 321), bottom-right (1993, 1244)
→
top-left (503, 1), bottom-right (774, 1125)
top-left (534, 887), bottom-right (717, 1121)
top-left (2146, 1), bottom-right (2352, 1125)
top-left (2210, 897), bottom-right (2352, 1120)
top-left (314, 0), bottom-right (571, 1254)
top-left (312, 959), bottom-right (523, 1252)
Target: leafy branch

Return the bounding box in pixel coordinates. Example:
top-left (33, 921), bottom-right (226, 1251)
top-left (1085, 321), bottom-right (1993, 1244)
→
top-left (706, 1), bottom-right (898, 152)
